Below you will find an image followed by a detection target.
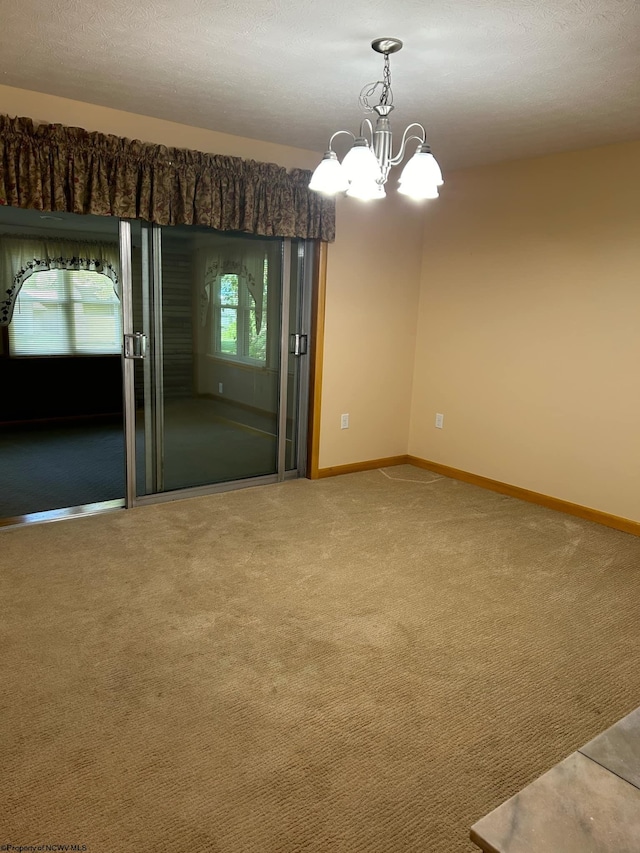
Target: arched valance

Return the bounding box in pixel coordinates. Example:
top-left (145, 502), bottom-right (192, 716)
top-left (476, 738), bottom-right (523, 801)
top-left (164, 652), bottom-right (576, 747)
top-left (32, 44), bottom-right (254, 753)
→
top-left (0, 115), bottom-right (335, 242)
top-left (0, 235), bottom-right (120, 325)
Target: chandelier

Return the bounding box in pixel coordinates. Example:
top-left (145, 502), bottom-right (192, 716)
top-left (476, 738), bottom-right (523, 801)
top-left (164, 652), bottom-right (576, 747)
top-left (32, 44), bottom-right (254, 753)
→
top-left (309, 38), bottom-right (443, 202)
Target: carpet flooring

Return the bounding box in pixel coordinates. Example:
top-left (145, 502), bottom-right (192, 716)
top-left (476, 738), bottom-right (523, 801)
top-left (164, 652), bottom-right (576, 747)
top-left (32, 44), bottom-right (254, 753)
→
top-left (0, 399), bottom-right (276, 518)
top-left (1, 465), bottom-right (639, 852)
top-left (0, 418), bottom-right (126, 517)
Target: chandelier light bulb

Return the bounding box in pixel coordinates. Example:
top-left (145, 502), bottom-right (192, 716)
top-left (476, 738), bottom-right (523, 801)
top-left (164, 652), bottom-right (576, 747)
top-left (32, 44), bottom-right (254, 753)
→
top-left (398, 147), bottom-right (444, 188)
top-left (309, 151), bottom-right (350, 195)
top-left (398, 182), bottom-right (439, 200)
top-left (346, 180), bottom-right (386, 201)
top-left (341, 140), bottom-right (381, 184)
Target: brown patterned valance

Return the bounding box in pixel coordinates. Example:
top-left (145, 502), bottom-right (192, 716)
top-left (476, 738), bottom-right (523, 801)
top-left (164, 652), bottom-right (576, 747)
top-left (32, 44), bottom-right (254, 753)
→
top-left (0, 115), bottom-right (335, 242)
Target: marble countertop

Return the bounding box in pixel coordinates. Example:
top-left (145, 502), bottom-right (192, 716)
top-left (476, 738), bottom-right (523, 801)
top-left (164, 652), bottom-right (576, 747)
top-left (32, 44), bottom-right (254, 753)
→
top-left (470, 707), bottom-right (640, 852)
top-left (581, 706), bottom-right (640, 790)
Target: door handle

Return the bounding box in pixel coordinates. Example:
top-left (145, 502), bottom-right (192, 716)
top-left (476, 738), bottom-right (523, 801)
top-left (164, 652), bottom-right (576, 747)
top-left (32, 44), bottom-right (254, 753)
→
top-left (124, 332), bottom-right (147, 359)
top-left (290, 333), bottom-right (308, 356)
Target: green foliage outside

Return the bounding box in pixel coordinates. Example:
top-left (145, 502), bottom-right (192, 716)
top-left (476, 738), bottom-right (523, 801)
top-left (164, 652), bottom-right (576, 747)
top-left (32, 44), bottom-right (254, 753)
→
top-left (219, 272), bottom-right (268, 363)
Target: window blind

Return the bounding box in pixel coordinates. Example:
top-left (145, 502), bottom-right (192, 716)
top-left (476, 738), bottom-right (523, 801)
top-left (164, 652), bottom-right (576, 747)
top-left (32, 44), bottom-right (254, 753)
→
top-left (9, 269), bottom-right (122, 356)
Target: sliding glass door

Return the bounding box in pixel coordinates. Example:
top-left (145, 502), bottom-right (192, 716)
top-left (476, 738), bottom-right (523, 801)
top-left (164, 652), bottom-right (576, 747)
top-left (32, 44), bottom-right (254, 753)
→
top-left (0, 207), bottom-right (312, 523)
top-left (120, 221), bottom-right (312, 505)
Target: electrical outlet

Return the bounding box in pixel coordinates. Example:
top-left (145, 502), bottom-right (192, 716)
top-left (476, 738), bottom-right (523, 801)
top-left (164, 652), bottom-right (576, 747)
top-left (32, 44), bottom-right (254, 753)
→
top-left (218, 382), bottom-right (224, 394)
top-left (435, 413), bottom-right (444, 429)
top-left (340, 413), bottom-right (349, 430)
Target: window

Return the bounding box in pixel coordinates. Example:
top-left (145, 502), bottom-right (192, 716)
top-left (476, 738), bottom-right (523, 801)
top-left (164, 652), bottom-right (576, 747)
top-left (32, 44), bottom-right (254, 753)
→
top-left (213, 262), bottom-right (268, 365)
top-left (9, 269), bottom-right (122, 356)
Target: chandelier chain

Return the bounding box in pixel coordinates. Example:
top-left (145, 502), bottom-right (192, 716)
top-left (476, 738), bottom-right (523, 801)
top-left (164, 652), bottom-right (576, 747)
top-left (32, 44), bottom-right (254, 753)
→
top-left (359, 52), bottom-right (394, 113)
top-left (380, 53), bottom-right (392, 106)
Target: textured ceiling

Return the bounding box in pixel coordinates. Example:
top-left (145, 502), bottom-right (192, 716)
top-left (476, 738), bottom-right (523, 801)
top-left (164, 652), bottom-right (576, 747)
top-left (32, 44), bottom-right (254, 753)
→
top-left (0, 0), bottom-right (639, 169)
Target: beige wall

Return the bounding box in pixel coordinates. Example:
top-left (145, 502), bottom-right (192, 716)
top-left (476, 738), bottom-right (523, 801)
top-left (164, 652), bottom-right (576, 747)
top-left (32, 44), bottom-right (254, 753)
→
top-left (0, 85), bottom-right (425, 469)
top-left (409, 140), bottom-right (640, 521)
top-left (320, 193), bottom-right (424, 467)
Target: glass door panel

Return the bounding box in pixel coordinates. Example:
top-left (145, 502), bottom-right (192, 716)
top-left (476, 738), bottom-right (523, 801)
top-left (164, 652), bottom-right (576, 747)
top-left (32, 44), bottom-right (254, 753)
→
top-left (134, 224), bottom-right (285, 493)
top-left (286, 240), bottom-right (305, 471)
top-left (170, 226), bottom-right (283, 489)
top-left (122, 222), bottom-right (312, 503)
top-left (128, 220), bottom-right (155, 497)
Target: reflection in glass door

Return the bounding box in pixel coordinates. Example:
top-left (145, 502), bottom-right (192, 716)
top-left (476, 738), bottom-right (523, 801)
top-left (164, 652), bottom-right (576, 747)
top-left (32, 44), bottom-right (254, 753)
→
top-left (121, 221), bottom-right (312, 503)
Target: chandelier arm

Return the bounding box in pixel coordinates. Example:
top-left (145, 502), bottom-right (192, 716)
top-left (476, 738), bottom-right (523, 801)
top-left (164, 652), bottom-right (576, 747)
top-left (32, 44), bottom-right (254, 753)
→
top-left (328, 130), bottom-right (356, 152)
top-left (359, 119), bottom-right (374, 146)
top-left (391, 135), bottom-right (425, 166)
top-left (389, 123), bottom-right (427, 166)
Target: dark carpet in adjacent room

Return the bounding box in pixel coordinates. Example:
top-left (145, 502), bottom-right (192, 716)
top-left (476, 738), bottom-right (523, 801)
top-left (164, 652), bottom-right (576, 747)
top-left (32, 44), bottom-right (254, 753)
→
top-left (0, 399), bottom-right (276, 517)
